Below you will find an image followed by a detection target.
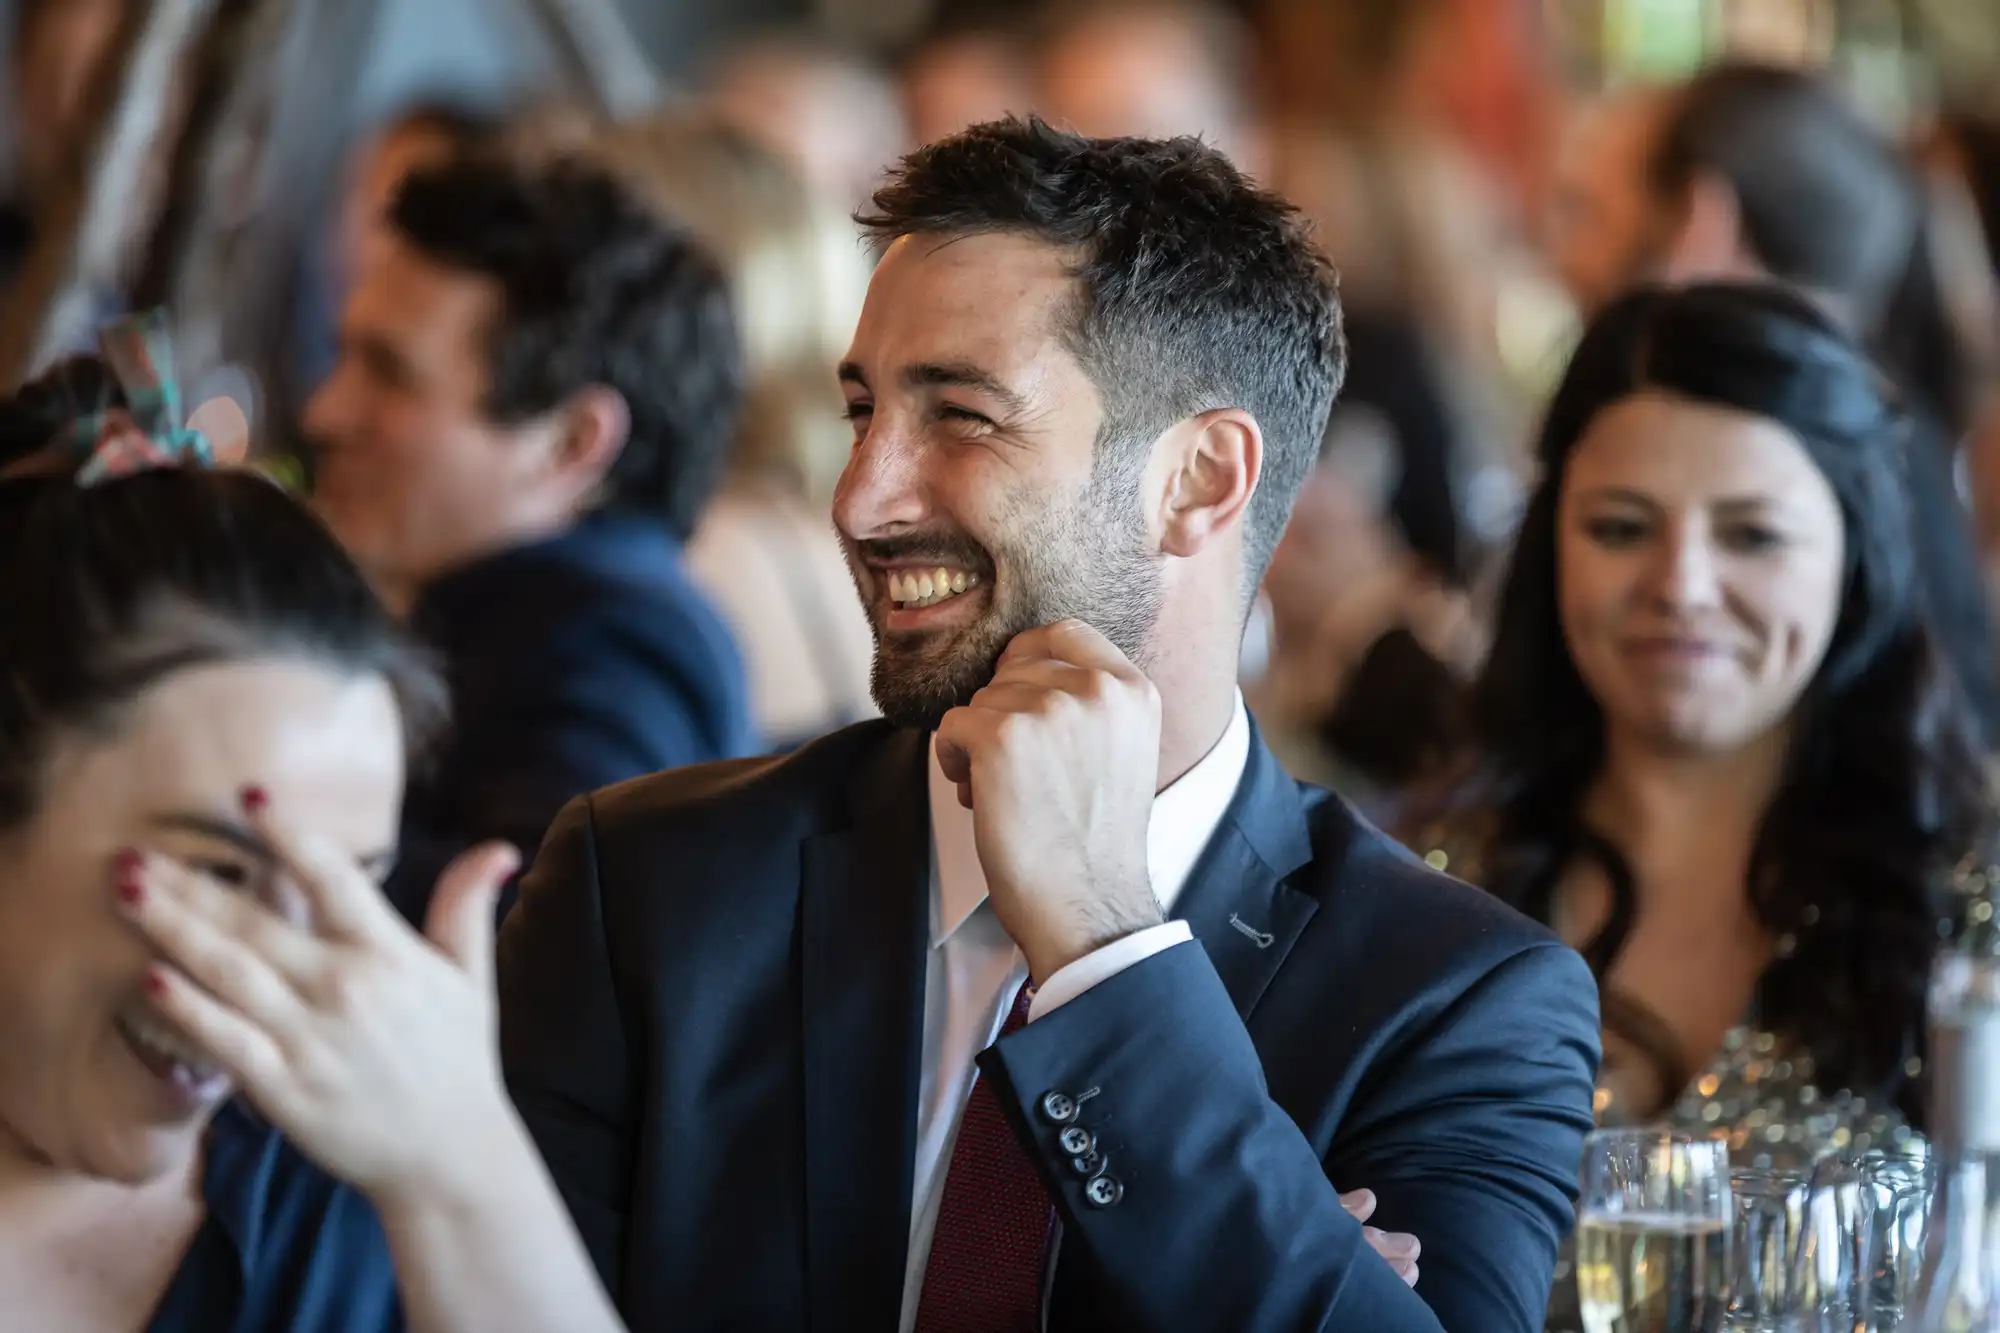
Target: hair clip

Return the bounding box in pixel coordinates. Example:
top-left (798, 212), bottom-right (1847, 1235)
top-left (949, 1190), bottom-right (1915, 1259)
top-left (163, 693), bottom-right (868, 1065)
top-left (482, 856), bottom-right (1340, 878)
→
top-left (68, 309), bottom-right (250, 487)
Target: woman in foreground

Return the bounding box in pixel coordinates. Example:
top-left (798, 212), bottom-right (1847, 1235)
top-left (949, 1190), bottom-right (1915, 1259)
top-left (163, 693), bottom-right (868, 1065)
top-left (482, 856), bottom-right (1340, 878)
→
top-left (0, 346), bottom-right (621, 1332)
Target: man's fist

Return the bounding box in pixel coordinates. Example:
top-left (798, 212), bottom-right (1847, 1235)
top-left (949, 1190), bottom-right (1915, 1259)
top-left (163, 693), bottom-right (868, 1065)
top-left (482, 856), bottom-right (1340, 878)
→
top-left (934, 620), bottom-right (1163, 982)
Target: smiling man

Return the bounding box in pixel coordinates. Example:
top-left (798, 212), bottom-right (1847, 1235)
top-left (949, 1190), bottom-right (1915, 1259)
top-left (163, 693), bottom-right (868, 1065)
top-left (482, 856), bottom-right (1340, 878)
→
top-left (305, 153), bottom-right (757, 925)
top-left (498, 118), bottom-right (1599, 1332)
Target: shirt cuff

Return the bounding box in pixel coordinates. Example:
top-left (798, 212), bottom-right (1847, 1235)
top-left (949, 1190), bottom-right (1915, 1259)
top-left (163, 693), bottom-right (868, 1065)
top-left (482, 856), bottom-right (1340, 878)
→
top-left (1028, 922), bottom-right (1194, 1021)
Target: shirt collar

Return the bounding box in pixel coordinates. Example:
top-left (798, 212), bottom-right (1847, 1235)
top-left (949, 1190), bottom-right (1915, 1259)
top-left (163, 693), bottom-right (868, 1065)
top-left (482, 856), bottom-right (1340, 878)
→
top-left (929, 692), bottom-right (1253, 947)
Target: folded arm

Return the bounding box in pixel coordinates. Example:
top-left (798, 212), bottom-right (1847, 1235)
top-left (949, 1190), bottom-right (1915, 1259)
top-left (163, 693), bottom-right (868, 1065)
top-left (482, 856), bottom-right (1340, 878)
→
top-left (979, 939), bottom-right (1599, 1332)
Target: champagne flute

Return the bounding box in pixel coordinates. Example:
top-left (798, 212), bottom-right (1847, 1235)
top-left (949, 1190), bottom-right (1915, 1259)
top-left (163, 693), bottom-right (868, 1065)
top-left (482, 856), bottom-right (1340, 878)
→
top-left (1578, 1128), bottom-right (1735, 1333)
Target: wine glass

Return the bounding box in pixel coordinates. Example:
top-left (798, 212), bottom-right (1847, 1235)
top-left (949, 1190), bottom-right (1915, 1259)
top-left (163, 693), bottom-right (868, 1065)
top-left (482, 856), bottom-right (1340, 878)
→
top-left (1578, 1128), bottom-right (1735, 1333)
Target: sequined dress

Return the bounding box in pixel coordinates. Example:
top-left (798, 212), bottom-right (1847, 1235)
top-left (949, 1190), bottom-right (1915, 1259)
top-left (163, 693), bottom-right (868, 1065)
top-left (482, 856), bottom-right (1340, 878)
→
top-left (1405, 821), bottom-right (1934, 1332)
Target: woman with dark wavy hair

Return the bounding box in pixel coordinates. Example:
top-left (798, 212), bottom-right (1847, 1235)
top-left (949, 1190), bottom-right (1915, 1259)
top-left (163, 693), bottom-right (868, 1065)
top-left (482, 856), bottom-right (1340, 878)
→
top-left (1410, 281), bottom-right (1990, 1150)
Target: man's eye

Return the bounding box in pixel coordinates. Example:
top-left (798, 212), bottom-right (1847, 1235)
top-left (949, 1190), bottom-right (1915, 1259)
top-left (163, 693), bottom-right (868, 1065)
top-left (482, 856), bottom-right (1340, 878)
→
top-left (939, 406), bottom-right (992, 428)
top-left (841, 402), bottom-right (873, 422)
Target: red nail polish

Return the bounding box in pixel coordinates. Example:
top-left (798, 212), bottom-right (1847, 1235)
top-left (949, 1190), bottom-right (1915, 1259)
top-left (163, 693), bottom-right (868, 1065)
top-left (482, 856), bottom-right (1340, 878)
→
top-left (111, 849), bottom-right (143, 905)
top-left (240, 785), bottom-right (268, 814)
top-left (142, 968), bottom-right (168, 997)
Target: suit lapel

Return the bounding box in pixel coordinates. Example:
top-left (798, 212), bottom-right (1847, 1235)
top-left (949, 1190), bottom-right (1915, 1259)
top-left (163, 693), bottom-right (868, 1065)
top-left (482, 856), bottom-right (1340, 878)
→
top-left (799, 728), bottom-right (933, 1332)
top-left (1171, 728), bottom-right (1323, 1020)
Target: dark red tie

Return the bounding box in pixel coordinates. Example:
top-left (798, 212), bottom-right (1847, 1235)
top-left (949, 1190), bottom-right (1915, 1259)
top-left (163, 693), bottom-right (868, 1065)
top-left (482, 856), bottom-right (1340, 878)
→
top-left (914, 980), bottom-right (1055, 1333)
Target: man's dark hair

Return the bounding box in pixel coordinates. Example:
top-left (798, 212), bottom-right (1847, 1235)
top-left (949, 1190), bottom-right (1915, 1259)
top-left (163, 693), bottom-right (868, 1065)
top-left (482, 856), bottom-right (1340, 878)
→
top-left (389, 153), bottom-right (743, 541)
top-left (1650, 64), bottom-right (1917, 324)
top-left (855, 115), bottom-right (1345, 591)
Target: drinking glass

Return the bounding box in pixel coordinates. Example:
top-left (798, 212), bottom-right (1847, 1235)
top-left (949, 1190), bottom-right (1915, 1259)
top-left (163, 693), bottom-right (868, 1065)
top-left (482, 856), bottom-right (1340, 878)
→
top-left (1796, 1152), bottom-right (1872, 1329)
top-left (1578, 1129), bottom-right (1735, 1333)
top-left (1725, 1165), bottom-right (1812, 1330)
top-left (1723, 1148), bottom-right (1931, 1332)
top-left (1853, 1147), bottom-right (1930, 1331)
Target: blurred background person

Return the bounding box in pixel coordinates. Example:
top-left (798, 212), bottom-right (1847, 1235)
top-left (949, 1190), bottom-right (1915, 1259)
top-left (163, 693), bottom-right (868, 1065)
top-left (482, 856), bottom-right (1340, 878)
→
top-left (291, 99), bottom-right (502, 423)
top-left (336, 101), bottom-right (501, 282)
top-left (1535, 61), bottom-right (2000, 746)
top-left (704, 34), bottom-right (907, 210)
top-left (0, 0), bottom-right (128, 295)
top-left (1260, 0), bottom-right (1522, 432)
top-left (594, 110), bottom-right (878, 750)
top-left (1248, 355), bottom-right (1480, 810)
top-left (1410, 283), bottom-right (1985, 1152)
top-left (898, 20), bottom-right (1032, 148)
top-left (1030, 0), bottom-right (1266, 177)
top-left (1924, 109), bottom-right (2000, 642)
top-left (1545, 85), bottom-right (1675, 321)
top-left (1230, 0), bottom-right (1501, 809)
top-left (305, 150), bottom-right (755, 923)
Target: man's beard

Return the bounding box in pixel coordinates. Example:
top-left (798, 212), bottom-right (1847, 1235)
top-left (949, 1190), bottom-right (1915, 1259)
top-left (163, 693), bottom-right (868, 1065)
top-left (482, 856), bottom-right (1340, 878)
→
top-left (864, 463), bottom-right (1161, 732)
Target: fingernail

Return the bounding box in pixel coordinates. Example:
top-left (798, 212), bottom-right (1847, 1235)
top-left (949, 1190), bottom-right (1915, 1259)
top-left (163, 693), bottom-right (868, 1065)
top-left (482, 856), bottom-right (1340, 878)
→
top-left (112, 849), bottom-right (143, 905)
top-left (1385, 1236), bottom-right (1419, 1258)
top-left (142, 968), bottom-right (168, 998)
top-left (240, 785), bottom-right (268, 814)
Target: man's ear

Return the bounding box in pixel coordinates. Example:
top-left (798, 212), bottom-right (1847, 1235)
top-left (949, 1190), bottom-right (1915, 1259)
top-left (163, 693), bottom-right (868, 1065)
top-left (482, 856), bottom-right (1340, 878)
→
top-left (1157, 408), bottom-right (1260, 559)
top-left (553, 384), bottom-right (632, 492)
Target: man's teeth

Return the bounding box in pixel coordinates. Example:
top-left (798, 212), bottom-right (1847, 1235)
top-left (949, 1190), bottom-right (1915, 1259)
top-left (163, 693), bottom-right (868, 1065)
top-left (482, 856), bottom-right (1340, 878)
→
top-left (121, 1009), bottom-right (224, 1081)
top-left (887, 567), bottom-right (980, 609)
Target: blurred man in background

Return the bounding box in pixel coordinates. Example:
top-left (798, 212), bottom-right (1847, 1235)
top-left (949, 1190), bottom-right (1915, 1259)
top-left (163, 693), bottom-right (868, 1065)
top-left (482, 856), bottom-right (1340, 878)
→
top-left (1032, 0), bottom-right (1266, 176)
top-left (1546, 86), bottom-right (1675, 319)
top-left (900, 23), bottom-right (1033, 148)
top-left (305, 151), bottom-right (756, 922)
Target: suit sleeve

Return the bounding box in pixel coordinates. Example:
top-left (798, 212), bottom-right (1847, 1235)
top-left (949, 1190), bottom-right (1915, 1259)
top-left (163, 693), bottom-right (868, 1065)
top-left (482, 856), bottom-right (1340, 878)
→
top-left (978, 938), bottom-right (1599, 1333)
top-left (495, 795), bottom-right (636, 1299)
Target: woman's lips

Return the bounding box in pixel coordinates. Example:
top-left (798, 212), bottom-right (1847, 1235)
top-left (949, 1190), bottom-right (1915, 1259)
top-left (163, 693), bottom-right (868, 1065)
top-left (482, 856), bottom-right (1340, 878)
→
top-left (1623, 635), bottom-right (1730, 662)
top-left (115, 1010), bottom-right (231, 1117)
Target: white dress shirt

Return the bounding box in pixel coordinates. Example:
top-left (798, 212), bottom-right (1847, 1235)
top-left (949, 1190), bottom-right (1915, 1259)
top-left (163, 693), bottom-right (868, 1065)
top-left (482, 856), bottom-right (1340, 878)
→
top-left (898, 694), bottom-right (1254, 1331)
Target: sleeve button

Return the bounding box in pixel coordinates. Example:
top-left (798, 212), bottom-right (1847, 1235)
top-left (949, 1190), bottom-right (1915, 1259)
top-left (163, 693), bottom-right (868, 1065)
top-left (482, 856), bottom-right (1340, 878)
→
top-left (1083, 1175), bottom-right (1124, 1209)
top-left (1069, 1150), bottom-right (1107, 1178)
top-left (1058, 1126), bottom-right (1095, 1156)
top-left (1039, 1091), bottom-right (1079, 1124)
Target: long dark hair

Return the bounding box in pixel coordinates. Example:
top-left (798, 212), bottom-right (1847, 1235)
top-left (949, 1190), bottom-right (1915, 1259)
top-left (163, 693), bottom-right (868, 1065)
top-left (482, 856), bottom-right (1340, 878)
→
top-left (1468, 282), bottom-right (1988, 1128)
top-left (0, 359), bottom-right (444, 831)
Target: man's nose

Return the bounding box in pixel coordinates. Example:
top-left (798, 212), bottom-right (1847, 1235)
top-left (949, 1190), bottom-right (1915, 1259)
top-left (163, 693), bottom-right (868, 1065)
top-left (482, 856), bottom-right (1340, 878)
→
top-left (832, 423), bottom-right (928, 541)
top-left (301, 358), bottom-right (368, 454)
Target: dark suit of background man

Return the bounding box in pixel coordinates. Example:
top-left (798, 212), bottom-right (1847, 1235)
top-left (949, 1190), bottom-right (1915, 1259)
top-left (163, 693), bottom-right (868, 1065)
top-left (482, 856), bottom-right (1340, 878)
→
top-left (499, 117), bottom-right (1602, 1333)
top-left (303, 154), bottom-right (758, 923)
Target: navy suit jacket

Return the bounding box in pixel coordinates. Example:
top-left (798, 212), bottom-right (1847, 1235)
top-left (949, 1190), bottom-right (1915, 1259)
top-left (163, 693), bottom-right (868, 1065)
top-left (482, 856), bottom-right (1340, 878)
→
top-left (497, 720), bottom-right (1601, 1332)
top-left (387, 512), bottom-right (756, 923)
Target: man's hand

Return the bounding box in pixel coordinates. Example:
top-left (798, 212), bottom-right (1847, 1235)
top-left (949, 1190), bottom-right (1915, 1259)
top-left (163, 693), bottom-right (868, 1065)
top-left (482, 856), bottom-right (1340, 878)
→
top-left (1342, 1189), bottom-right (1421, 1287)
top-left (934, 620), bottom-right (1163, 983)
